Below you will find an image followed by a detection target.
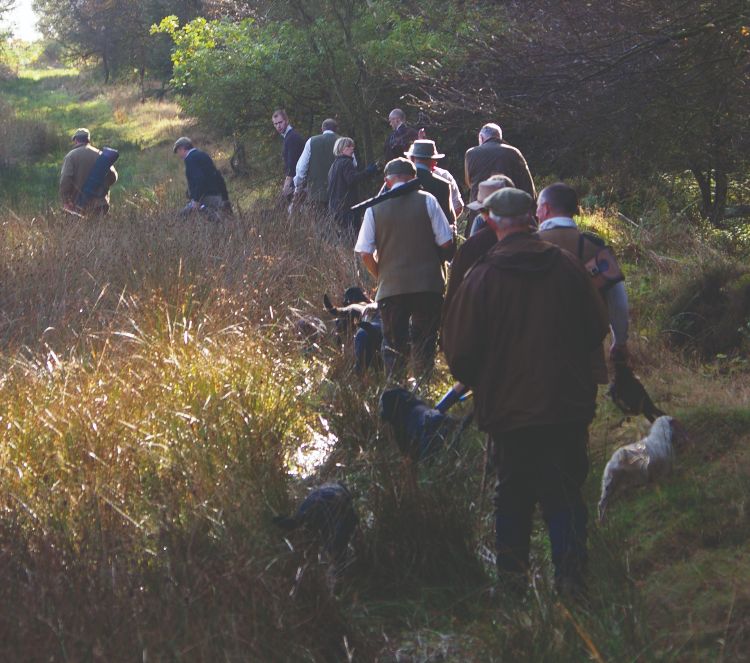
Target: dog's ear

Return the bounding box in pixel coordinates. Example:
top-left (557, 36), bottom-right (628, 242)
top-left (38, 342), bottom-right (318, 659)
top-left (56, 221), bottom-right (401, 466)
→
top-left (323, 294), bottom-right (336, 315)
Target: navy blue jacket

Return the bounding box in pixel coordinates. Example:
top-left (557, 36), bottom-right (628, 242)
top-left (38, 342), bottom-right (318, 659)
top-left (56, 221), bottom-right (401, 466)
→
top-left (283, 127), bottom-right (306, 178)
top-left (184, 149), bottom-right (228, 202)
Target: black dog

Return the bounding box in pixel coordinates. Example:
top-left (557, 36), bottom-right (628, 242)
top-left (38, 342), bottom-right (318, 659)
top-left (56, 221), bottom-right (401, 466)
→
top-left (273, 483), bottom-right (358, 576)
top-left (323, 287), bottom-right (376, 336)
top-left (323, 287), bottom-right (382, 372)
top-left (608, 363), bottom-right (665, 422)
top-left (379, 387), bottom-right (462, 461)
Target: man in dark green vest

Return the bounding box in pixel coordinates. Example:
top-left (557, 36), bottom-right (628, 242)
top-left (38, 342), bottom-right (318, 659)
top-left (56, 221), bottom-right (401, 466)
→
top-left (293, 118), bottom-right (340, 211)
top-left (354, 158), bottom-right (454, 378)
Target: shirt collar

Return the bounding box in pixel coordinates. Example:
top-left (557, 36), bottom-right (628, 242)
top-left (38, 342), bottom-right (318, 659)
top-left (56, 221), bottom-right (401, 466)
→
top-left (538, 216), bottom-right (577, 231)
top-left (282, 126), bottom-right (293, 137)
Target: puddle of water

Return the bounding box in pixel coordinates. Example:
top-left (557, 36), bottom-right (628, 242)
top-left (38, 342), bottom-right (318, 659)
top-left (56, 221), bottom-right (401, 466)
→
top-left (291, 415), bottom-right (338, 478)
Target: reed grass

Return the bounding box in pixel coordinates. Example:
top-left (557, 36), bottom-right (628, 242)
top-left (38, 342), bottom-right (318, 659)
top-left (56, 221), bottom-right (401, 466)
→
top-left (1, 70), bottom-right (749, 661)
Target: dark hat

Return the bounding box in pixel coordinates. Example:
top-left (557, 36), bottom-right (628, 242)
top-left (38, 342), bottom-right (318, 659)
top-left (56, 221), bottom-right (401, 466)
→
top-left (173, 136), bottom-right (193, 153)
top-left (466, 176), bottom-right (515, 211)
top-left (71, 128), bottom-right (90, 142)
top-left (384, 157), bottom-right (416, 177)
top-left (483, 187), bottom-right (534, 218)
top-left (404, 139), bottom-right (444, 160)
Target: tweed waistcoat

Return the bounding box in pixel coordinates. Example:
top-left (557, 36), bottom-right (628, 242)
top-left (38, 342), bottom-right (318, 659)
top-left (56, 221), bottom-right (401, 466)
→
top-left (373, 190), bottom-right (445, 301)
top-left (538, 226), bottom-right (609, 384)
top-left (307, 132), bottom-right (339, 202)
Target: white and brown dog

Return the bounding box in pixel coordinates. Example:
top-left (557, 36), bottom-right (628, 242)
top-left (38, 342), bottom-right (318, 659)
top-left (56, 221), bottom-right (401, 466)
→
top-left (598, 416), bottom-right (685, 522)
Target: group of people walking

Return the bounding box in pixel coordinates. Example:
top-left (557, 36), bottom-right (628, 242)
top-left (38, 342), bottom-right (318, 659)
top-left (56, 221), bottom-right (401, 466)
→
top-left (60, 107), bottom-right (631, 598)
top-left (274, 107), bottom-right (631, 597)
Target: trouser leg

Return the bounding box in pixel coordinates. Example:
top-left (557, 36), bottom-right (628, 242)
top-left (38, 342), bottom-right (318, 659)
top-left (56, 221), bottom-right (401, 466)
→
top-left (408, 292), bottom-right (443, 377)
top-left (378, 296), bottom-right (410, 380)
top-left (492, 434), bottom-right (535, 579)
top-left (537, 423), bottom-right (590, 594)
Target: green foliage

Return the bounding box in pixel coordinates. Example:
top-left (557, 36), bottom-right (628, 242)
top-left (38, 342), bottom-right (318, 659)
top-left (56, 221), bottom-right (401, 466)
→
top-left (33, 0), bottom-right (201, 83)
top-left (154, 2), bottom-right (470, 160)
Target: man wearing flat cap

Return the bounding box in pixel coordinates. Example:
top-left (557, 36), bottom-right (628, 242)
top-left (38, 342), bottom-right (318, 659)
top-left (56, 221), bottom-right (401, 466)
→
top-left (173, 137), bottom-right (231, 217)
top-left (442, 187), bottom-right (608, 598)
top-left (355, 157), bottom-right (454, 378)
top-left (405, 139), bottom-right (456, 226)
top-left (60, 128), bottom-right (118, 215)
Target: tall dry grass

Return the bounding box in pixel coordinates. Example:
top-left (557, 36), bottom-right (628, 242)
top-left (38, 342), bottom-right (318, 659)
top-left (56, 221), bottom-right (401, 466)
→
top-left (0, 203), bottom-right (381, 660)
top-left (0, 193), bottom-right (748, 661)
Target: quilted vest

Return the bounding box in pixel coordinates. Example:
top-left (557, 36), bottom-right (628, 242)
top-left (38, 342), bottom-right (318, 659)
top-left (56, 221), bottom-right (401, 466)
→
top-left (373, 190), bottom-right (445, 301)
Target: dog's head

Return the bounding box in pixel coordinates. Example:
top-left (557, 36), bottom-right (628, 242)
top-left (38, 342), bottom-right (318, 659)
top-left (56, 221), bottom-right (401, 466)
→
top-left (379, 387), bottom-right (414, 424)
top-left (343, 287), bottom-right (370, 306)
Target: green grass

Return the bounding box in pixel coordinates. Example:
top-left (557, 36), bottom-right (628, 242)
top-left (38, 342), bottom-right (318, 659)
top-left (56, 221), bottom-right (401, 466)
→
top-left (0, 67), bottom-right (191, 212)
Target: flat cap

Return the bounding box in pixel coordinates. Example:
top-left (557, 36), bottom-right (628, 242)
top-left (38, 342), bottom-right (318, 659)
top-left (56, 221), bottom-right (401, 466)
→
top-left (71, 127), bottom-right (90, 142)
top-left (384, 157), bottom-right (416, 177)
top-left (483, 187), bottom-right (534, 218)
top-left (173, 136), bottom-right (193, 153)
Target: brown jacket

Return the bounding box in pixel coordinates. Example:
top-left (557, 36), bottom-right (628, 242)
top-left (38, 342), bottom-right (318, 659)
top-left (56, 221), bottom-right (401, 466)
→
top-left (443, 226), bottom-right (496, 321)
top-left (442, 232), bottom-right (608, 435)
top-left (538, 226), bottom-right (612, 383)
top-left (464, 138), bottom-right (535, 203)
top-left (59, 144), bottom-right (118, 209)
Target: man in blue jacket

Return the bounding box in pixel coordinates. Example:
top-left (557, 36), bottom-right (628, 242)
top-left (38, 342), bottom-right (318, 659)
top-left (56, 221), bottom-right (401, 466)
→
top-left (173, 137), bottom-right (230, 217)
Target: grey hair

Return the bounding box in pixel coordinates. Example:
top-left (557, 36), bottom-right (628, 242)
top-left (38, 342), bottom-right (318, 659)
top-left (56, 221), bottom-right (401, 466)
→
top-left (480, 123), bottom-right (503, 140)
top-left (321, 118), bottom-right (339, 132)
top-left (388, 108), bottom-right (406, 121)
top-left (333, 136), bottom-right (354, 156)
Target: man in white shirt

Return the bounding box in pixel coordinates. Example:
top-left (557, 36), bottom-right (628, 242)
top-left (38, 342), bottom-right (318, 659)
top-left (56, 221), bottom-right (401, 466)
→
top-left (355, 158), bottom-right (454, 378)
top-left (293, 118), bottom-right (340, 210)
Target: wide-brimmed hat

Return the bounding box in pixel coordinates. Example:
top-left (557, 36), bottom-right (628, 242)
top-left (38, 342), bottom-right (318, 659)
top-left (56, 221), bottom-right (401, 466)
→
top-left (466, 176), bottom-right (516, 211)
top-left (384, 157), bottom-right (417, 177)
top-left (483, 187), bottom-right (534, 218)
top-left (71, 128), bottom-right (90, 142)
top-left (404, 139), bottom-right (444, 160)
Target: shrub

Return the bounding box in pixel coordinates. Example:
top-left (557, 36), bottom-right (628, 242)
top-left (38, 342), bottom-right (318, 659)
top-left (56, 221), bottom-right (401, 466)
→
top-left (662, 264), bottom-right (750, 359)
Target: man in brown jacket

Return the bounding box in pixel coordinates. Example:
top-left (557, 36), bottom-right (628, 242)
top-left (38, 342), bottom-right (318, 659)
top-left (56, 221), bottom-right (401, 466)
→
top-left (59, 128), bottom-right (118, 215)
top-left (442, 187), bottom-right (608, 596)
top-left (464, 123), bottom-right (535, 236)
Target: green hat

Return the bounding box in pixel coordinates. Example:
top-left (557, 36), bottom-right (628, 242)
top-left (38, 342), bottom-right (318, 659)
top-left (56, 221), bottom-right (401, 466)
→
top-left (71, 128), bottom-right (90, 142)
top-left (384, 157), bottom-right (416, 177)
top-left (483, 187), bottom-right (534, 218)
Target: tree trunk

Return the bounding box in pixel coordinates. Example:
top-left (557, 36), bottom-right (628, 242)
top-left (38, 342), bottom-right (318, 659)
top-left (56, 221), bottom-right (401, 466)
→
top-left (691, 166), bottom-right (727, 228)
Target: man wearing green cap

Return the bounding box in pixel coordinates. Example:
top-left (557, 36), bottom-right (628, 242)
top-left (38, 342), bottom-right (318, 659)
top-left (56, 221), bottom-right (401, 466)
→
top-left (355, 157), bottom-right (454, 378)
top-left (60, 128), bottom-right (118, 215)
top-left (442, 187), bottom-right (608, 597)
